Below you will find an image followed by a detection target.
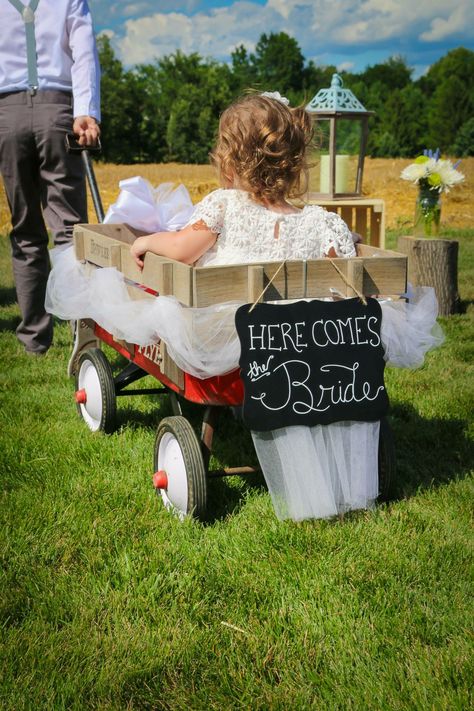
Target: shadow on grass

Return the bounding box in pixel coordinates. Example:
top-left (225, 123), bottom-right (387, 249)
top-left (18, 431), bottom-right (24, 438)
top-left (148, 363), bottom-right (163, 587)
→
top-left (204, 406), bottom-right (265, 523)
top-left (0, 286), bottom-right (19, 334)
top-left (202, 400), bottom-right (474, 521)
top-left (115, 406), bottom-right (162, 432)
top-left (0, 315), bottom-right (20, 333)
top-left (205, 405), bottom-right (474, 522)
top-left (0, 285), bottom-right (16, 307)
top-left (206, 471), bottom-right (267, 523)
top-left (458, 298), bottom-right (474, 314)
top-left (388, 403), bottom-right (473, 501)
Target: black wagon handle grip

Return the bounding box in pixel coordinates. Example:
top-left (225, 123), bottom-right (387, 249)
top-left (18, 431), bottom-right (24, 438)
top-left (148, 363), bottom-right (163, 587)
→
top-left (65, 132), bottom-right (102, 154)
top-left (64, 133), bottom-right (105, 223)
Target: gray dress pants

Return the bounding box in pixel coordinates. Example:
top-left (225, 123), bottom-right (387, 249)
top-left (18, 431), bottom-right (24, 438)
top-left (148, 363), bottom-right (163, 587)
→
top-left (0, 90), bottom-right (87, 353)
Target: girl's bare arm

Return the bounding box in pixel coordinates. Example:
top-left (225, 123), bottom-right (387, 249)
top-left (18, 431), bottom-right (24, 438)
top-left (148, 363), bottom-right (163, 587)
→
top-left (130, 222), bottom-right (218, 268)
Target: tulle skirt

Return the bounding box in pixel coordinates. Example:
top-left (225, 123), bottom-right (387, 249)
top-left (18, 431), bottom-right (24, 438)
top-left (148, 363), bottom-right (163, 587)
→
top-left (253, 421), bottom-right (379, 520)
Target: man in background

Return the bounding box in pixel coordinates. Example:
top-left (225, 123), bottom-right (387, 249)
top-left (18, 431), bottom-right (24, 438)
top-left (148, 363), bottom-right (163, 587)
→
top-left (0, 0), bottom-right (101, 355)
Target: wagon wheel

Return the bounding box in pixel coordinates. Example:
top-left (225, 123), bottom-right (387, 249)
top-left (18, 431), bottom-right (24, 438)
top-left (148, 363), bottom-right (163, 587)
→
top-left (153, 416), bottom-right (207, 520)
top-left (75, 348), bottom-right (117, 434)
top-left (378, 416), bottom-right (396, 501)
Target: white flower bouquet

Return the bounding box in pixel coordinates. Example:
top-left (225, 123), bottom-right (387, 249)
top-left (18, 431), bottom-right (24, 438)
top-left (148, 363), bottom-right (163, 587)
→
top-left (401, 149), bottom-right (464, 236)
top-left (400, 149), bottom-right (464, 194)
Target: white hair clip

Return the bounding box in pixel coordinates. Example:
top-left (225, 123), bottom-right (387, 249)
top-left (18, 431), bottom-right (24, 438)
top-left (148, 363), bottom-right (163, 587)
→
top-left (260, 91), bottom-right (290, 106)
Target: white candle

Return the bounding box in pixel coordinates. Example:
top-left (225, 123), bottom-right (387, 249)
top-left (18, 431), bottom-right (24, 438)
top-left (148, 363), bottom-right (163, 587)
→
top-left (319, 154), bottom-right (350, 193)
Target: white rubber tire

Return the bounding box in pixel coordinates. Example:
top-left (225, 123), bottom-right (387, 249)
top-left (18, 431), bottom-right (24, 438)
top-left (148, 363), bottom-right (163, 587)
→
top-left (76, 348), bottom-right (116, 433)
top-left (154, 416), bottom-right (207, 520)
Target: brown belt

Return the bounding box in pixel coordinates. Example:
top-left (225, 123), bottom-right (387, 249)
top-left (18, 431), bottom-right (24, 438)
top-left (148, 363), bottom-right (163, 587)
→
top-left (0, 89), bottom-right (73, 106)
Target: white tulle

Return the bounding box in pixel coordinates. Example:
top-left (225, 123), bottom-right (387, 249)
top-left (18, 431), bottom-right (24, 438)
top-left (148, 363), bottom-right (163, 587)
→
top-left (252, 421), bottom-right (380, 521)
top-left (103, 177), bottom-right (194, 233)
top-left (380, 287), bottom-right (445, 368)
top-left (45, 246), bottom-right (242, 378)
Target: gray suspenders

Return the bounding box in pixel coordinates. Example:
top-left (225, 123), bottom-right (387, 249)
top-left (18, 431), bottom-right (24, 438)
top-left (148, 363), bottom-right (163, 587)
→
top-left (7, 0), bottom-right (41, 93)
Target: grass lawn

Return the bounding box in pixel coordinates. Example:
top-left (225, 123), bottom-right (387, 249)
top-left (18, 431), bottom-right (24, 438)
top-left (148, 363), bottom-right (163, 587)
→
top-left (0, 229), bottom-right (473, 710)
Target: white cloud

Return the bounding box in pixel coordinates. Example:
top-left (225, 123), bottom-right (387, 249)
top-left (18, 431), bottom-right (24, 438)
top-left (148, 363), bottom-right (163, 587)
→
top-left (337, 61), bottom-right (355, 71)
top-left (116, 2), bottom-right (282, 65)
top-left (266, 0), bottom-right (290, 21)
top-left (411, 63), bottom-right (430, 80)
top-left (99, 28), bottom-right (115, 39)
top-left (420, 6), bottom-right (468, 42)
top-left (122, 3), bottom-right (156, 16)
top-left (330, 0), bottom-right (471, 44)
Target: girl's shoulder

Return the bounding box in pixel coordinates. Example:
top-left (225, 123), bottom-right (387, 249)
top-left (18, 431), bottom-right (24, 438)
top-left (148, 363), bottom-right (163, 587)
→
top-left (198, 188), bottom-right (244, 204)
top-left (300, 204), bottom-right (334, 219)
top-left (300, 204), bottom-right (352, 228)
top-left (193, 188), bottom-right (246, 214)
top-left (190, 189), bottom-right (242, 233)
top-left (195, 188), bottom-right (227, 206)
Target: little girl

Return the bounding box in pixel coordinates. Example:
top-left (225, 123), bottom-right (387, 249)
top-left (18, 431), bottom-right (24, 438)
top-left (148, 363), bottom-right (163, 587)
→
top-left (129, 93), bottom-right (357, 269)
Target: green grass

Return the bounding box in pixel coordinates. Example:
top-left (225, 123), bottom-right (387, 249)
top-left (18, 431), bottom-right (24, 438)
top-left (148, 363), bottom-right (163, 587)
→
top-left (1, 230), bottom-right (473, 710)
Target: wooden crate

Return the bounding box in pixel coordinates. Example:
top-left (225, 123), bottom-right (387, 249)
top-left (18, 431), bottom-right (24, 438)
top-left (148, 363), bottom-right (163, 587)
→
top-left (73, 223), bottom-right (406, 387)
top-left (306, 198), bottom-right (385, 248)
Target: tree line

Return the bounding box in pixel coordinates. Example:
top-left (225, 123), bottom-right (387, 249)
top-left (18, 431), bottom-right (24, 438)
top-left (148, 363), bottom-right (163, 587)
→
top-left (98, 33), bottom-right (474, 164)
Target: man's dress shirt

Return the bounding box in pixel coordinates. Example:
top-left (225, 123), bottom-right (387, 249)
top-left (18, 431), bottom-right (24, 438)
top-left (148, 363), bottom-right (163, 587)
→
top-left (0, 0), bottom-right (101, 119)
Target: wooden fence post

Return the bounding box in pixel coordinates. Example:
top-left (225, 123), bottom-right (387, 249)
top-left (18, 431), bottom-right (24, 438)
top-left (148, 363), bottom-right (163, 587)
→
top-left (397, 235), bottom-right (459, 316)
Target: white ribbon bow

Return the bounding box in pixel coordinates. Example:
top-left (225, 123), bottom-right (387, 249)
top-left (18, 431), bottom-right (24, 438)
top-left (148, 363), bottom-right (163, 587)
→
top-left (103, 177), bottom-right (195, 232)
top-left (260, 91), bottom-right (290, 106)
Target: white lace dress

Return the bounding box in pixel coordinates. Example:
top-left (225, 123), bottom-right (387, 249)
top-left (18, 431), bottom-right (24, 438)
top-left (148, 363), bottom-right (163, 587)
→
top-left (190, 189), bottom-right (357, 265)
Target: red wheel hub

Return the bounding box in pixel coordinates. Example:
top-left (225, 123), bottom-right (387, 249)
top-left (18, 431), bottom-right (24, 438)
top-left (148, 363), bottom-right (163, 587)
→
top-left (75, 388), bottom-right (87, 404)
top-left (153, 470), bottom-right (168, 490)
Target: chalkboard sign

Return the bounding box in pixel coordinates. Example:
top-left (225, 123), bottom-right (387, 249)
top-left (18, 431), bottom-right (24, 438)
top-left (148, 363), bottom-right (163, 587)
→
top-left (235, 298), bottom-right (389, 431)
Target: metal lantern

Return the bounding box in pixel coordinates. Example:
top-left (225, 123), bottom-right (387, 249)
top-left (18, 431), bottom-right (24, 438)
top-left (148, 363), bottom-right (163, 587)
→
top-left (306, 73), bottom-right (373, 199)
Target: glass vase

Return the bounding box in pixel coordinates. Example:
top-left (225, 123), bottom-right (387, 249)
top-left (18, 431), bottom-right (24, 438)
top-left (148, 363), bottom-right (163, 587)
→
top-left (414, 188), bottom-right (441, 238)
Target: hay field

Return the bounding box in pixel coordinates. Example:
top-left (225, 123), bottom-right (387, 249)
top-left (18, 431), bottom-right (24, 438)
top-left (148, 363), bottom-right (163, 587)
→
top-left (1, 158), bottom-right (473, 235)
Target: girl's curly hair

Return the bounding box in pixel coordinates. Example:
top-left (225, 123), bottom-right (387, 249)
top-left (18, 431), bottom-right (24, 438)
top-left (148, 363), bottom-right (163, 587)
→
top-left (211, 94), bottom-right (314, 204)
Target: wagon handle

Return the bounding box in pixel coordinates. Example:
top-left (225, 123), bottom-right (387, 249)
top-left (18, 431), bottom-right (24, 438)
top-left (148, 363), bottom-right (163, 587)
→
top-left (65, 133), bottom-right (105, 223)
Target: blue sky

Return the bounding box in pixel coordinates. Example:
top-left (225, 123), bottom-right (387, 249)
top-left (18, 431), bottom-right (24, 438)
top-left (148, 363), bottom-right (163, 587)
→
top-left (89, 1), bottom-right (473, 79)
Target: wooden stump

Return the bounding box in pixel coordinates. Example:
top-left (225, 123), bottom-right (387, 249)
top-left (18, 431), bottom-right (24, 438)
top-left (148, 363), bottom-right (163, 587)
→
top-left (397, 235), bottom-right (459, 316)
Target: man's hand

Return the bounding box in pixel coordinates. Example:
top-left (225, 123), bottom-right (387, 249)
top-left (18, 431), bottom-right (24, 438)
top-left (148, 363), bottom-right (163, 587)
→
top-left (73, 116), bottom-right (100, 147)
